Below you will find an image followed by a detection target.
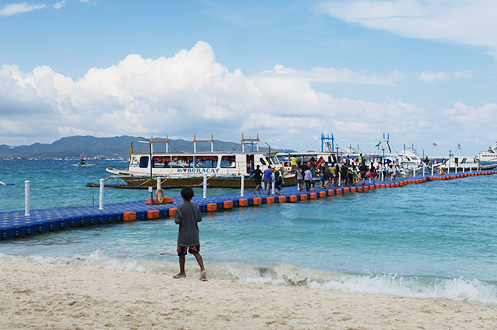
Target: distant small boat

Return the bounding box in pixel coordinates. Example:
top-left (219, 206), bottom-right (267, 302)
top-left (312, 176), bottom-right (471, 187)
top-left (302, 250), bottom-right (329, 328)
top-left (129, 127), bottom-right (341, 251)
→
top-left (0, 180), bottom-right (14, 186)
top-left (72, 155), bottom-right (94, 167)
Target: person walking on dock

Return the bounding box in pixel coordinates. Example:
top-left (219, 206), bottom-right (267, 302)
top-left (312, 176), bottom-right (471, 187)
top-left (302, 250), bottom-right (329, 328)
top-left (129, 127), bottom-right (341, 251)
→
top-left (369, 163), bottom-right (376, 184)
top-left (251, 165), bottom-right (263, 194)
top-left (310, 165), bottom-right (316, 190)
top-left (304, 167), bottom-right (312, 191)
top-left (390, 164), bottom-right (396, 181)
top-left (274, 167), bottom-right (283, 195)
top-left (263, 166), bottom-right (273, 195)
top-left (290, 155), bottom-right (298, 173)
top-left (341, 162), bottom-right (348, 186)
top-left (333, 163), bottom-right (339, 187)
top-left (296, 163), bottom-right (304, 191)
top-left (349, 164), bottom-right (359, 186)
top-left (173, 187), bottom-right (206, 281)
top-left (359, 161), bottom-right (368, 185)
top-left (322, 163), bottom-right (331, 188)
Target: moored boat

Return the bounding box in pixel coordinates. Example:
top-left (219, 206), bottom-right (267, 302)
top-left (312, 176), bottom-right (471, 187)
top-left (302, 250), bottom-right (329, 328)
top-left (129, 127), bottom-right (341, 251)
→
top-left (478, 143), bottom-right (497, 168)
top-left (106, 135), bottom-right (297, 188)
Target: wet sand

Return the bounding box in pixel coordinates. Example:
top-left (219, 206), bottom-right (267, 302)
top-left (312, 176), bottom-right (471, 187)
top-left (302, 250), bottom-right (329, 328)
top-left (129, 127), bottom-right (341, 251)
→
top-left (1, 258), bottom-right (496, 329)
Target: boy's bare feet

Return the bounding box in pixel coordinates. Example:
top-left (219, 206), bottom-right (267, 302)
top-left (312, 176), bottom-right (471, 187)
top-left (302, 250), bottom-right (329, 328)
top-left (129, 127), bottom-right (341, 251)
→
top-left (173, 273), bottom-right (186, 279)
top-left (200, 270), bottom-right (207, 281)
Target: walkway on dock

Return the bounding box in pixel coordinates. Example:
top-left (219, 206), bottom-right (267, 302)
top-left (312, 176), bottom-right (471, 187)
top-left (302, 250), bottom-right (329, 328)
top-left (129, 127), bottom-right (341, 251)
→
top-left (1, 171), bottom-right (495, 240)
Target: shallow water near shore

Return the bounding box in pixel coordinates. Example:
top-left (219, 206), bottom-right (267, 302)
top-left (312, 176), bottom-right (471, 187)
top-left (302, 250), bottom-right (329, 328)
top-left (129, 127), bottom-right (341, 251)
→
top-left (1, 160), bottom-right (497, 305)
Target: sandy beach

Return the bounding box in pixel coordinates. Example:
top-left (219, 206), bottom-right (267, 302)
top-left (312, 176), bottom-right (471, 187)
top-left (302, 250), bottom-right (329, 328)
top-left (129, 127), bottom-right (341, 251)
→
top-left (0, 259), bottom-right (495, 329)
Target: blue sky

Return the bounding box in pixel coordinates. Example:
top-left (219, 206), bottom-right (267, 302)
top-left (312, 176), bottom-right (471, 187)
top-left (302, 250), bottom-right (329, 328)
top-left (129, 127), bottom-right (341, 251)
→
top-left (1, 0), bottom-right (496, 156)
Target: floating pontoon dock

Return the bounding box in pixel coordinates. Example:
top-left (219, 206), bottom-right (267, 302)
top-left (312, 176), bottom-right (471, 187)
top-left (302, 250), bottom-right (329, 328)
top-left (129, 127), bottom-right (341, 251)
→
top-left (1, 171), bottom-right (495, 240)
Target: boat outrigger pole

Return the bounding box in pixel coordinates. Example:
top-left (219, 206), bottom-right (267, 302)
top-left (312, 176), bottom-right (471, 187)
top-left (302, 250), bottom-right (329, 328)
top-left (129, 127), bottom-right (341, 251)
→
top-left (138, 136), bottom-right (154, 202)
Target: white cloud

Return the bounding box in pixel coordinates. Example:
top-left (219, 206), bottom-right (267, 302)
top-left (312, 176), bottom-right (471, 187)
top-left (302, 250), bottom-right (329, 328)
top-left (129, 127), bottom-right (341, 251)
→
top-left (53, 0), bottom-right (88, 9)
top-left (320, 0), bottom-right (497, 58)
top-left (0, 2), bottom-right (46, 16)
top-left (417, 70), bottom-right (472, 83)
top-left (256, 64), bottom-right (405, 85)
top-left (441, 102), bottom-right (497, 145)
top-left (454, 70), bottom-right (472, 78)
top-left (0, 41), bottom-right (492, 153)
top-left (53, 0), bottom-right (66, 9)
top-left (418, 71), bottom-right (449, 83)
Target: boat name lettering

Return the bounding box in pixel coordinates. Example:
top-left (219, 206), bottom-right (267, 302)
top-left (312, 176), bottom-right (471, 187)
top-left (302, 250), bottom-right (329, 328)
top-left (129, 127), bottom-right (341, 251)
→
top-left (176, 168), bottom-right (220, 173)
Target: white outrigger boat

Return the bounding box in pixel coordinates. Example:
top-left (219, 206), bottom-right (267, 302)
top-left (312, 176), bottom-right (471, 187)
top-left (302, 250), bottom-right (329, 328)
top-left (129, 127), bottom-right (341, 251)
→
top-left (432, 144), bottom-right (496, 173)
top-left (478, 143), bottom-right (497, 168)
top-left (106, 134), bottom-right (297, 188)
top-left (437, 156), bottom-right (495, 172)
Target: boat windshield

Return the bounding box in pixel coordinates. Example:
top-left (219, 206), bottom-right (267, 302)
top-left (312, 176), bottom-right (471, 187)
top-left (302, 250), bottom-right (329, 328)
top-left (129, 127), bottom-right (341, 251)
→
top-left (150, 155), bottom-right (220, 168)
top-left (153, 156), bottom-right (170, 168)
top-left (171, 156), bottom-right (194, 168)
top-left (195, 156), bottom-right (219, 168)
top-left (264, 155), bottom-right (279, 165)
top-left (220, 156), bottom-right (236, 168)
top-left (139, 156), bottom-right (149, 168)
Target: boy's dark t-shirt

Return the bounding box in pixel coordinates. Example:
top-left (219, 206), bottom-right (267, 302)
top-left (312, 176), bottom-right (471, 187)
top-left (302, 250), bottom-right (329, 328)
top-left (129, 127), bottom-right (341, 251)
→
top-left (174, 203), bottom-right (202, 246)
top-left (252, 168), bottom-right (263, 183)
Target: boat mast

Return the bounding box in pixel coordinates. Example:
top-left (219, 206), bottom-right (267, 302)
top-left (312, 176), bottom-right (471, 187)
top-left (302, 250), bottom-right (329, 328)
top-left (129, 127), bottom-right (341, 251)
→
top-left (193, 134), bottom-right (214, 153)
top-left (241, 133), bottom-right (260, 152)
top-left (320, 133), bottom-right (335, 152)
top-left (150, 136), bottom-right (170, 153)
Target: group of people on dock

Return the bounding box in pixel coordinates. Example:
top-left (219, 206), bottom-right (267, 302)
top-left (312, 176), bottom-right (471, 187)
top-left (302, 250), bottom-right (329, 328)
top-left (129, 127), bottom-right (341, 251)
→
top-left (290, 154), bottom-right (402, 192)
top-left (250, 154), bottom-right (404, 195)
top-left (251, 165), bottom-right (284, 195)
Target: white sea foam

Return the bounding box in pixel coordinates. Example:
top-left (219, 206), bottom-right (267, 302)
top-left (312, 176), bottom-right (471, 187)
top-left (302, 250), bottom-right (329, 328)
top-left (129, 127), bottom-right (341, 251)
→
top-left (0, 250), bottom-right (149, 272)
top-left (311, 273), bottom-right (497, 305)
top-left (2, 251), bottom-right (497, 306)
top-left (226, 262), bottom-right (497, 306)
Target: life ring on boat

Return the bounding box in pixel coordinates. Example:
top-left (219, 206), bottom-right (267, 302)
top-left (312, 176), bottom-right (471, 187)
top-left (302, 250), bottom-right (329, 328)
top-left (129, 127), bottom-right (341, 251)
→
top-left (155, 188), bottom-right (165, 204)
top-left (437, 168), bottom-right (445, 175)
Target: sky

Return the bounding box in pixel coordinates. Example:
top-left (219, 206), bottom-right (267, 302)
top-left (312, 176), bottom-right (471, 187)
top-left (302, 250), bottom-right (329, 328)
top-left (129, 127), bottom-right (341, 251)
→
top-left (1, 0), bottom-right (496, 156)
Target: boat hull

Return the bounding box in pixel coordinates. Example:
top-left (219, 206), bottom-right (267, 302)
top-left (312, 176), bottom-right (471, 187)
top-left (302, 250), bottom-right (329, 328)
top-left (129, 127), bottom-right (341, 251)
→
top-left (439, 164), bottom-right (496, 171)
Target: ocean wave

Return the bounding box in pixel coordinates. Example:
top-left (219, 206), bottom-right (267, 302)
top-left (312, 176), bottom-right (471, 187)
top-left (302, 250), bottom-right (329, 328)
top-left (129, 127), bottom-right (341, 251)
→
top-left (2, 251), bottom-right (497, 306)
top-left (225, 263), bottom-right (497, 306)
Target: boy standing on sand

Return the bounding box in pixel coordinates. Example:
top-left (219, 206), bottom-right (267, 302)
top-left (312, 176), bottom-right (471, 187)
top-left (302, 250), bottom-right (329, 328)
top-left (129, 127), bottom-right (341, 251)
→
top-left (173, 187), bottom-right (206, 281)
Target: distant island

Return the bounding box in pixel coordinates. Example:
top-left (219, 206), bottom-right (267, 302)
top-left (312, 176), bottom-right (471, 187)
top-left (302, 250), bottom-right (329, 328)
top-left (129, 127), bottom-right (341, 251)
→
top-left (0, 135), bottom-right (246, 159)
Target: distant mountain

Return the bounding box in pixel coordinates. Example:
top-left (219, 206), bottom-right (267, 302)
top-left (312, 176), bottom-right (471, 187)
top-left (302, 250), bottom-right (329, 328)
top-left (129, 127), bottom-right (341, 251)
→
top-left (0, 135), bottom-right (247, 159)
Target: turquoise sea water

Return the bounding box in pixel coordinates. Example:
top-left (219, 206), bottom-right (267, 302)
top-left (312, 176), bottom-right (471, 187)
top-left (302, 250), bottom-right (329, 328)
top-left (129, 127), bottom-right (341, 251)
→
top-left (1, 160), bottom-right (497, 305)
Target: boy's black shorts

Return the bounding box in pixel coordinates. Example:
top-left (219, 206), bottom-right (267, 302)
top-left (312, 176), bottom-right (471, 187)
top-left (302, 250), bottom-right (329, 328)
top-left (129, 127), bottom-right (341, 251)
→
top-left (177, 244), bottom-right (200, 256)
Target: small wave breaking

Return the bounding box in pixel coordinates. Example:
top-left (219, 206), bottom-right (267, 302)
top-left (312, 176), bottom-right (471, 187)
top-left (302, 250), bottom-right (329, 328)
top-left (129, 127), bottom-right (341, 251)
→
top-left (2, 251), bottom-right (496, 306)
